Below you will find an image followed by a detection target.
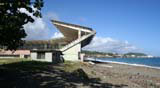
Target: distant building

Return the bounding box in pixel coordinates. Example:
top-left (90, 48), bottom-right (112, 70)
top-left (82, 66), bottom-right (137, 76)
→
top-left (0, 20), bottom-right (96, 62)
top-left (0, 50), bottom-right (30, 58)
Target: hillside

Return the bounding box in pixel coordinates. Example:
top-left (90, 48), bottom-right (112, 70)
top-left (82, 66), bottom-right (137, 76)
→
top-left (124, 52), bottom-right (147, 56)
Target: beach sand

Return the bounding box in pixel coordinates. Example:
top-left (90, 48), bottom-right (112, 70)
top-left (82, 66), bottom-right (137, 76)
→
top-left (81, 62), bottom-right (160, 88)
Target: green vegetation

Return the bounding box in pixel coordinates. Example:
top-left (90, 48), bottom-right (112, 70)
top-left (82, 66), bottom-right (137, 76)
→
top-left (82, 50), bottom-right (114, 56)
top-left (0, 0), bottom-right (43, 50)
top-left (63, 61), bottom-right (81, 72)
top-left (82, 50), bottom-right (106, 55)
top-left (0, 58), bottom-right (30, 65)
top-left (82, 50), bottom-right (149, 58)
top-left (0, 58), bottom-right (80, 72)
top-left (0, 58), bottom-right (53, 73)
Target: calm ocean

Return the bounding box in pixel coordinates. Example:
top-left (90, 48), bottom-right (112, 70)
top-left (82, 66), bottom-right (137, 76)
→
top-left (88, 58), bottom-right (160, 69)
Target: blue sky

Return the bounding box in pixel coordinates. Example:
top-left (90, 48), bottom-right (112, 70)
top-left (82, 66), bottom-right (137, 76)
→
top-left (24, 0), bottom-right (160, 56)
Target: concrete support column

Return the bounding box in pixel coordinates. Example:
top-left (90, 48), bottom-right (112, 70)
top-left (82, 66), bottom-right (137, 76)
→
top-left (78, 30), bottom-right (81, 39)
top-left (80, 53), bottom-right (85, 62)
top-left (31, 52), bottom-right (37, 60)
top-left (20, 54), bottom-right (24, 58)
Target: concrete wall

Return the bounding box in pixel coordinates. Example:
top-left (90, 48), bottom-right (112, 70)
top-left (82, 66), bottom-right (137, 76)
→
top-left (31, 52), bottom-right (37, 60)
top-left (62, 43), bottom-right (81, 61)
top-left (30, 52), bottom-right (53, 62)
top-left (30, 43), bottom-right (82, 62)
top-left (45, 52), bottom-right (52, 62)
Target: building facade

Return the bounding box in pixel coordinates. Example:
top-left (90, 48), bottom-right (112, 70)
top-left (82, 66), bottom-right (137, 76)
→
top-left (0, 20), bottom-right (96, 62)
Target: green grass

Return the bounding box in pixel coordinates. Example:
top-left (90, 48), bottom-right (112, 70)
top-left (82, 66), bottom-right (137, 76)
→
top-left (0, 58), bottom-right (54, 73)
top-left (63, 61), bottom-right (82, 72)
top-left (0, 58), bottom-right (123, 88)
top-left (0, 58), bottom-right (31, 65)
top-left (0, 58), bottom-right (81, 72)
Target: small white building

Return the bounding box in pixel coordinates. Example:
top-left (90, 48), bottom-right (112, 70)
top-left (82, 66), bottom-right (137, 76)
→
top-left (30, 49), bottom-right (63, 62)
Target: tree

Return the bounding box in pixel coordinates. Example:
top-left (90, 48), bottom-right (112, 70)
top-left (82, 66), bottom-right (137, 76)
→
top-left (0, 0), bottom-right (43, 50)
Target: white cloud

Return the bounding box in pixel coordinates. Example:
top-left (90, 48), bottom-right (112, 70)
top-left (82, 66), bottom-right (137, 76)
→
top-left (51, 32), bottom-right (64, 38)
top-left (23, 18), bottom-right (51, 40)
top-left (83, 36), bottom-right (140, 54)
top-left (19, 8), bottom-right (58, 40)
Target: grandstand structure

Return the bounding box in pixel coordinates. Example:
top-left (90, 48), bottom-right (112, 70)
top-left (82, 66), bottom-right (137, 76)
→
top-left (0, 20), bottom-right (96, 62)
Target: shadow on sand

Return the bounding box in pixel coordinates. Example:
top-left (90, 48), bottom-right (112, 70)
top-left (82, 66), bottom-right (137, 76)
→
top-left (0, 61), bottom-right (128, 88)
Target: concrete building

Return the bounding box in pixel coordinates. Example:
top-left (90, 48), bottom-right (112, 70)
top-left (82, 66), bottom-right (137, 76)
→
top-left (0, 50), bottom-right (30, 58)
top-left (52, 20), bottom-right (96, 61)
top-left (0, 20), bottom-right (96, 62)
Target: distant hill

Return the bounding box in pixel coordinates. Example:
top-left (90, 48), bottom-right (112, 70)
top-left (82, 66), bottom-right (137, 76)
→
top-left (82, 50), bottom-right (149, 58)
top-left (81, 50), bottom-right (114, 56)
top-left (124, 52), bottom-right (147, 56)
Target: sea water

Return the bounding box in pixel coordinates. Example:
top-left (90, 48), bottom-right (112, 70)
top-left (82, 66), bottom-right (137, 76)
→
top-left (87, 58), bottom-right (160, 69)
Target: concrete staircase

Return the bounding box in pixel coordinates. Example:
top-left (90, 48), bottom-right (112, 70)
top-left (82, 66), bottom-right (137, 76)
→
top-left (60, 31), bottom-right (96, 51)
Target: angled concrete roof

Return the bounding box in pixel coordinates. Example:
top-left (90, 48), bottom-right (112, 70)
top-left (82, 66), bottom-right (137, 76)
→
top-left (52, 20), bottom-right (94, 42)
top-left (52, 20), bottom-right (93, 31)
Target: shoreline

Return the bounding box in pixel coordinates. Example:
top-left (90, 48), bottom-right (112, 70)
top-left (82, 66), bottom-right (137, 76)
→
top-left (83, 61), bottom-right (160, 88)
top-left (99, 60), bottom-right (160, 70)
top-left (85, 58), bottom-right (160, 70)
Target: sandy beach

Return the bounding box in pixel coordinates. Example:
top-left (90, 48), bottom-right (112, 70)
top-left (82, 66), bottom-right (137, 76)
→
top-left (82, 62), bottom-right (160, 88)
